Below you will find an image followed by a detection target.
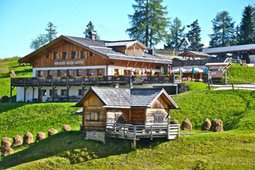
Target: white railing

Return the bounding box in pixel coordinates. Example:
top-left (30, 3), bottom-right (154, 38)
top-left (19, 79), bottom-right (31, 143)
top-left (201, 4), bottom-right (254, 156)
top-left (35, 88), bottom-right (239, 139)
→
top-left (106, 123), bottom-right (180, 140)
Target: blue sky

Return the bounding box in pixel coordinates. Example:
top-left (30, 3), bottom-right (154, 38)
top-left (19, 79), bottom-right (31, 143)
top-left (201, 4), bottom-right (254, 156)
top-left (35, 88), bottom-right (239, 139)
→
top-left (0, 0), bottom-right (254, 59)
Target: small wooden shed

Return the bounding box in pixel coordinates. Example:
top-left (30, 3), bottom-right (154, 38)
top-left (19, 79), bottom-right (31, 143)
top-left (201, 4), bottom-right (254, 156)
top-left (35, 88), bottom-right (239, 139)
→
top-left (76, 87), bottom-right (179, 143)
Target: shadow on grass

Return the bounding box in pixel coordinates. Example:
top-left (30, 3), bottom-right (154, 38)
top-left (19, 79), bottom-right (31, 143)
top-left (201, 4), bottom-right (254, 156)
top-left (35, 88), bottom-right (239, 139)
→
top-left (0, 131), bottom-right (135, 169)
top-left (0, 102), bottom-right (30, 113)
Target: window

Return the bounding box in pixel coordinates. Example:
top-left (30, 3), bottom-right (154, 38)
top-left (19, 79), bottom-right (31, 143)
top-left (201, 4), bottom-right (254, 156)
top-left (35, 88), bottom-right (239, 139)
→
top-left (98, 69), bottom-right (104, 76)
top-left (76, 69), bottom-right (82, 76)
top-left (80, 51), bottom-right (84, 58)
top-left (47, 70), bottom-right (53, 77)
top-left (61, 89), bottom-right (68, 96)
top-left (153, 113), bottom-right (165, 123)
top-left (57, 70), bottom-right (62, 77)
top-left (89, 112), bottom-right (99, 121)
top-left (45, 53), bottom-right (50, 59)
top-left (37, 70), bottom-right (43, 77)
top-left (53, 52), bottom-right (59, 60)
top-left (78, 89), bottom-right (83, 96)
top-left (49, 89), bottom-right (57, 96)
top-left (62, 52), bottom-right (67, 60)
top-left (71, 51), bottom-right (77, 59)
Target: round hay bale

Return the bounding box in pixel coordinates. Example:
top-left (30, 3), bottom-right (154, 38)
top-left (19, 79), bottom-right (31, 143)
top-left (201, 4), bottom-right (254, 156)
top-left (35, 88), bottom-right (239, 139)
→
top-left (181, 118), bottom-right (192, 131)
top-left (201, 118), bottom-right (211, 131)
top-left (170, 119), bottom-right (179, 124)
top-left (36, 132), bottom-right (46, 142)
top-left (23, 132), bottom-right (33, 145)
top-left (62, 124), bottom-right (71, 131)
top-left (1, 137), bottom-right (12, 148)
top-left (12, 135), bottom-right (23, 146)
top-left (210, 119), bottom-right (224, 132)
top-left (1, 146), bottom-right (13, 157)
top-left (48, 128), bottom-right (58, 136)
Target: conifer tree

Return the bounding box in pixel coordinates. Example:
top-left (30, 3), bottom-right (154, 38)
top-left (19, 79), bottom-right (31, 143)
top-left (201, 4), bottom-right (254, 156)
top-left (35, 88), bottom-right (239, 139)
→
top-left (126, 0), bottom-right (168, 48)
top-left (186, 19), bottom-right (204, 51)
top-left (30, 22), bottom-right (57, 50)
top-left (165, 17), bottom-right (185, 49)
top-left (45, 22), bottom-right (57, 42)
top-left (209, 11), bottom-right (235, 47)
top-left (239, 5), bottom-right (255, 44)
top-left (83, 21), bottom-right (100, 39)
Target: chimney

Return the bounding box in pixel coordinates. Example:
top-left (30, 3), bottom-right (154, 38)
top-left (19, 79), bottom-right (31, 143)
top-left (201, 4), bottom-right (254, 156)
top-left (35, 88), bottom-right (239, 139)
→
top-left (89, 31), bottom-right (96, 40)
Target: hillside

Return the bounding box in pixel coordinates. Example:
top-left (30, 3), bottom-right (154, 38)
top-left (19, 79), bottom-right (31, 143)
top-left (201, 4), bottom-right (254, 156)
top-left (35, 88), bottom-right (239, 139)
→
top-left (0, 57), bottom-right (32, 98)
top-left (0, 103), bottom-right (81, 139)
top-left (0, 89), bottom-right (254, 169)
top-left (228, 64), bottom-right (255, 84)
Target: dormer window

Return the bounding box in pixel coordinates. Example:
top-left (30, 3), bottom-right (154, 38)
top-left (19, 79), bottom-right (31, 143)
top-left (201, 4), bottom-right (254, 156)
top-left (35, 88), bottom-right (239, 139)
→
top-left (71, 51), bottom-right (77, 59)
top-left (62, 52), bottom-right (67, 60)
top-left (53, 52), bottom-right (59, 60)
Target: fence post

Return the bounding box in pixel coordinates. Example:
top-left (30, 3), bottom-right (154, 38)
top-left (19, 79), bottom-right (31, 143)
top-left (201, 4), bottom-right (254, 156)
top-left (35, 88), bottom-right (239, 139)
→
top-left (150, 125), bottom-right (153, 140)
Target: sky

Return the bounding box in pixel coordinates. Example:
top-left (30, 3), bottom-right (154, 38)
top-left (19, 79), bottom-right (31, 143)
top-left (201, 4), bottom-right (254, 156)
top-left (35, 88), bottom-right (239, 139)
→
top-left (0, 0), bottom-right (254, 59)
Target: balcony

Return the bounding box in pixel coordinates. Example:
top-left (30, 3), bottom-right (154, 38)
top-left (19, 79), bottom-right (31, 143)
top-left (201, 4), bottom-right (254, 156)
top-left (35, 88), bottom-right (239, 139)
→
top-left (11, 75), bottom-right (175, 87)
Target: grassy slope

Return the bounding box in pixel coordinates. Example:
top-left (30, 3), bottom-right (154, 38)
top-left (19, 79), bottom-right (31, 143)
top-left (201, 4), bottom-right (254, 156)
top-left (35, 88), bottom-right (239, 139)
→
top-left (0, 103), bottom-right (81, 139)
top-left (0, 57), bottom-right (32, 98)
top-left (228, 64), bottom-right (255, 84)
top-left (171, 90), bottom-right (255, 130)
top-left (0, 89), bottom-right (254, 169)
top-left (3, 131), bottom-right (255, 170)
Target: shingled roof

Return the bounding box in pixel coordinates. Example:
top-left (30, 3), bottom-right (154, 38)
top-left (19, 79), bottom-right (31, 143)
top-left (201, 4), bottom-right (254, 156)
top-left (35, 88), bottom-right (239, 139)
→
top-left (20, 35), bottom-right (172, 64)
top-left (76, 87), bottom-right (178, 109)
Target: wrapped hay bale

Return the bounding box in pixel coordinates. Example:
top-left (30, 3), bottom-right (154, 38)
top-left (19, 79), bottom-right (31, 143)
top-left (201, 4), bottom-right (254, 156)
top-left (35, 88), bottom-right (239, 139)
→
top-left (181, 118), bottom-right (192, 131)
top-left (201, 118), bottom-right (211, 131)
top-left (36, 132), bottom-right (46, 142)
top-left (24, 132), bottom-right (33, 145)
top-left (1, 137), bottom-right (12, 148)
top-left (62, 124), bottom-right (71, 131)
top-left (170, 119), bottom-right (179, 124)
top-left (48, 128), bottom-right (58, 136)
top-left (210, 119), bottom-right (224, 132)
top-left (12, 135), bottom-right (23, 146)
top-left (1, 146), bottom-right (13, 157)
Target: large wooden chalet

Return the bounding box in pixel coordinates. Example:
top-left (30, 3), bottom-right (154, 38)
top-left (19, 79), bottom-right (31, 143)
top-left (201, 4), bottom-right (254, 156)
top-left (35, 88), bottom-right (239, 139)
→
top-left (12, 34), bottom-right (175, 102)
top-left (76, 87), bottom-right (180, 145)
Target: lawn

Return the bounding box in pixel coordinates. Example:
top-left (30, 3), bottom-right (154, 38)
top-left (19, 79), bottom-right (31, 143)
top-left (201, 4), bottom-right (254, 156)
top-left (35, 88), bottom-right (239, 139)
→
top-left (228, 64), bottom-right (255, 84)
top-left (0, 103), bottom-right (81, 139)
top-left (1, 131), bottom-right (254, 170)
top-left (0, 57), bottom-right (32, 98)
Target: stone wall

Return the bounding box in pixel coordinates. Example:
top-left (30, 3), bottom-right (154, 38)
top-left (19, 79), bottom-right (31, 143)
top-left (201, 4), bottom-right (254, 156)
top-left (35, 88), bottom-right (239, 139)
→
top-left (85, 131), bottom-right (106, 144)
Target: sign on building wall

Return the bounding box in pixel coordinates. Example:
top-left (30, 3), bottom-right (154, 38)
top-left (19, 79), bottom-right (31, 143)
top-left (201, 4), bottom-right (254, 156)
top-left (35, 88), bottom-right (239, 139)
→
top-left (54, 61), bottom-right (84, 66)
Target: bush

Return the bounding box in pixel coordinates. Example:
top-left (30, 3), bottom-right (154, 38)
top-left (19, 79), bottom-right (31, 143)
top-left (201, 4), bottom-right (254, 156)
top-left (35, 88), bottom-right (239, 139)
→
top-left (1, 96), bottom-right (9, 103)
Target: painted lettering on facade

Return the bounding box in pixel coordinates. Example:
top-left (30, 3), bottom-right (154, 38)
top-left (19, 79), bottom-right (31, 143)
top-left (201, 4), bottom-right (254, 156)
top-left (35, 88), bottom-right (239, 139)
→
top-left (54, 61), bottom-right (84, 66)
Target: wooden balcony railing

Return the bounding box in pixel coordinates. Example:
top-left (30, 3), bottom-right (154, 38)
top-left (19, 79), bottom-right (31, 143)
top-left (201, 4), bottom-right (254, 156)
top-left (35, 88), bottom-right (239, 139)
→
top-left (105, 123), bottom-right (180, 140)
top-left (11, 75), bottom-right (175, 87)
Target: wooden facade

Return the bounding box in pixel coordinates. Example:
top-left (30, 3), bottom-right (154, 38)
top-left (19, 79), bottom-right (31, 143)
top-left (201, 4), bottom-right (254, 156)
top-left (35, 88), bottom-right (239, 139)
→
top-left (76, 87), bottom-right (179, 143)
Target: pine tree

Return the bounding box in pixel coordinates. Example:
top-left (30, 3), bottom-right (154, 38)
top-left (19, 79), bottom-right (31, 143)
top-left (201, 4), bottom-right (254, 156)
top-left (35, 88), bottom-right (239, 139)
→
top-left (126, 0), bottom-right (168, 48)
top-left (186, 19), bottom-right (204, 51)
top-left (30, 34), bottom-right (48, 50)
top-left (83, 21), bottom-right (100, 39)
top-left (209, 11), bottom-right (235, 47)
top-left (239, 5), bottom-right (255, 44)
top-left (45, 22), bottom-right (57, 42)
top-left (30, 22), bottom-right (57, 50)
top-left (165, 17), bottom-right (185, 49)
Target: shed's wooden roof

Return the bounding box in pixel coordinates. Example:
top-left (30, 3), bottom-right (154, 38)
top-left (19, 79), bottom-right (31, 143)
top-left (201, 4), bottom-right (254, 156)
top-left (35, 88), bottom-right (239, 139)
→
top-left (76, 87), bottom-right (178, 109)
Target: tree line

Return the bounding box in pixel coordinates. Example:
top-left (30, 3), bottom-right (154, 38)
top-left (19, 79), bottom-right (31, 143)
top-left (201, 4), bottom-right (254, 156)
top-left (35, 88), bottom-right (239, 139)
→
top-left (31, 1), bottom-right (255, 51)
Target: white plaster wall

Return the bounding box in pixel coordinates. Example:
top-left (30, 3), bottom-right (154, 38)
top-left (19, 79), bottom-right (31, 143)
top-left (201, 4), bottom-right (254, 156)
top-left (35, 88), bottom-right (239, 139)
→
top-left (16, 87), bottom-right (38, 102)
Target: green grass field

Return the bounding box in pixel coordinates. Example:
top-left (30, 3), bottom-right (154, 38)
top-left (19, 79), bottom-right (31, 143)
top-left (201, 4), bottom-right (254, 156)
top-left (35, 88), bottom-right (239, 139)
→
top-left (228, 64), bottom-right (255, 84)
top-left (0, 57), bottom-right (32, 98)
top-left (0, 57), bottom-right (255, 169)
top-left (0, 103), bottom-right (81, 140)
